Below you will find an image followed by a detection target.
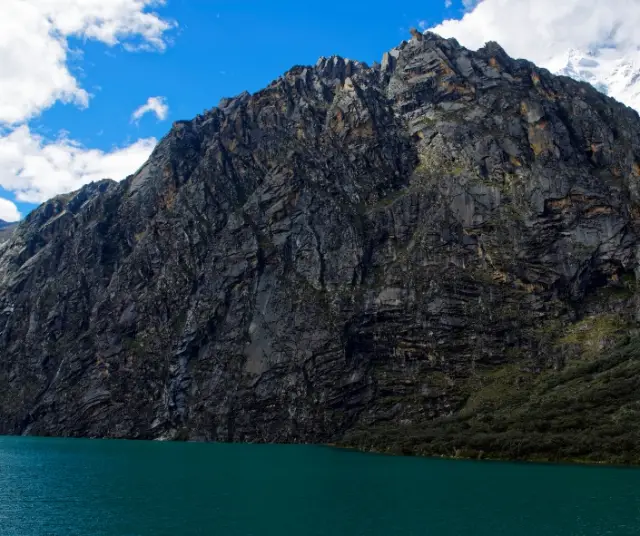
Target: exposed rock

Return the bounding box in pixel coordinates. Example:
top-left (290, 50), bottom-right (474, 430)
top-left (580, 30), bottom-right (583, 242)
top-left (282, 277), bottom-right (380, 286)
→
top-left (1, 34), bottom-right (640, 462)
top-left (409, 28), bottom-right (424, 41)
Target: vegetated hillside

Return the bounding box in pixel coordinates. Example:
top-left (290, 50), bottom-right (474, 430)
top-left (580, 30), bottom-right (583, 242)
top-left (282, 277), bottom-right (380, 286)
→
top-left (1, 32), bottom-right (640, 463)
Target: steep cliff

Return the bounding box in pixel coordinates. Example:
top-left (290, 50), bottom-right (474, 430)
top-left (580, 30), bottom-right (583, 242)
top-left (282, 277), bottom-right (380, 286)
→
top-left (2, 33), bottom-right (640, 463)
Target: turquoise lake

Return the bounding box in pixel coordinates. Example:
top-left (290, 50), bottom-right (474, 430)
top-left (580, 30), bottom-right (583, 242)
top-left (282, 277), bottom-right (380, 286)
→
top-left (0, 436), bottom-right (639, 535)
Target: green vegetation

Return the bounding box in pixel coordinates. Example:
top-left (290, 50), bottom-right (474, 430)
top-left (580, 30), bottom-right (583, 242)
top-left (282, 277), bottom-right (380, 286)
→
top-left (367, 188), bottom-right (409, 211)
top-left (123, 336), bottom-right (146, 357)
top-left (342, 336), bottom-right (640, 464)
top-left (557, 313), bottom-right (628, 360)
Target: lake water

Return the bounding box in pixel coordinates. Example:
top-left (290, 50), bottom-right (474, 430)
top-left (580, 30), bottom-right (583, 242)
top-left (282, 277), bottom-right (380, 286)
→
top-left (0, 437), bottom-right (639, 535)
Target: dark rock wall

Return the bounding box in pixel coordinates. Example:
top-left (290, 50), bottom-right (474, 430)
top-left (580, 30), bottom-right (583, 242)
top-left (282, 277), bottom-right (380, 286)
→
top-left (1, 34), bottom-right (639, 460)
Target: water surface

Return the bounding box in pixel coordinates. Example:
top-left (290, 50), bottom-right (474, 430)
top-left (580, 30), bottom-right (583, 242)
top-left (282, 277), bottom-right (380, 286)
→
top-left (0, 436), bottom-right (639, 535)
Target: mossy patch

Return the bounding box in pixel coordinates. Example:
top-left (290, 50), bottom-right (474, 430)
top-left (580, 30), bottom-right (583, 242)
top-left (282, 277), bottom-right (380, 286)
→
top-left (461, 363), bottom-right (537, 415)
top-left (557, 313), bottom-right (628, 360)
top-left (342, 337), bottom-right (640, 464)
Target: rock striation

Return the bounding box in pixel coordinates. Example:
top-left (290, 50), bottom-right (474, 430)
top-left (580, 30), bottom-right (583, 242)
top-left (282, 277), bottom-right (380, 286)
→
top-left (1, 33), bottom-right (640, 462)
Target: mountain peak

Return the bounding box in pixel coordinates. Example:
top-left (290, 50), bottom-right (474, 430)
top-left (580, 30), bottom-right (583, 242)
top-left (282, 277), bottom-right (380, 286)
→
top-left (555, 47), bottom-right (640, 112)
top-left (1, 36), bottom-right (640, 462)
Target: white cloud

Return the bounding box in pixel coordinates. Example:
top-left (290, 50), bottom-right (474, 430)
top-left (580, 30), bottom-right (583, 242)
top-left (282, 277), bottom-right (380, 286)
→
top-left (0, 199), bottom-right (21, 222)
top-left (431, 0), bottom-right (640, 71)
top-left (0, 126), bottom-right (157, 203)
top-left (0, 0), bottom-right (174, 216)
top-left (131, 96), bottom-right (169, 122)
top-left (445, 0), bottom-right (452, 8)
top-left (0, 0), bottom-right (174, 126)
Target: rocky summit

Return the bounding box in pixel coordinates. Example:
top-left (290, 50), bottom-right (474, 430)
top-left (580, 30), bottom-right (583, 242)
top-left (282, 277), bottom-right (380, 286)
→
top-left (2, 32), bottom-right (640, 463)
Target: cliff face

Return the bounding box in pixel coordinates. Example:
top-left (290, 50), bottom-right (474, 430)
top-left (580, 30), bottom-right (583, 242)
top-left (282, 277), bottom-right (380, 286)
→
top-left (2, 33), bottom-right (640, 462)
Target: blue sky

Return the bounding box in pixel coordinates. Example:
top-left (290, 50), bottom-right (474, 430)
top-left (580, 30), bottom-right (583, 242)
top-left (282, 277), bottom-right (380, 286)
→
top-left (0, 0), bottom-right (636, 221)
top-left (62, 0), bottom-right (460, 131)
top-left (0, 0), bottom-right (467, 220)
top-left (58, 0), bottom-right (466, 128)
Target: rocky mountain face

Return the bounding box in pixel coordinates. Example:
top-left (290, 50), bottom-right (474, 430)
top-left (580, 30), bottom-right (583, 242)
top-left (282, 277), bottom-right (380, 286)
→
top-left (2, 32), bottom-right (640, 463)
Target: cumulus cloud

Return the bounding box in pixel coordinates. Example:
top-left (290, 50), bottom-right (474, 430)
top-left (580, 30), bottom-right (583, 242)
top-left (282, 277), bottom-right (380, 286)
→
top-left (430, 0), bottom-right (640, 71)
top-left (131, 96), bottom-right (169, 123)
top-left (0, 0), bottom-right (174, 216)
top-left (0, 126), bottom-right (157, 203)
top-left (0, 0), bottom-right (174, 126)
top-left (0, 199), bottom-right (21, 222)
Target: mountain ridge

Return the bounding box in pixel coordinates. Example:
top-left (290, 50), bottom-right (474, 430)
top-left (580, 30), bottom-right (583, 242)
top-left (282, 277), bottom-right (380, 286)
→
top-left (0, 219), bottom-right (18, 243)
top-left (1, 32), bottom-right (640, 463)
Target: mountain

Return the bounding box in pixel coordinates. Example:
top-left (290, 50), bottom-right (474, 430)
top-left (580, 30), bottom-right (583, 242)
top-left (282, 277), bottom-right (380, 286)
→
top-left (2, 32), bottom-right (640, 463)
top-left (0, 220), bottom-right (18, 243)
top-left (556, 48), bottom-right (640, 113)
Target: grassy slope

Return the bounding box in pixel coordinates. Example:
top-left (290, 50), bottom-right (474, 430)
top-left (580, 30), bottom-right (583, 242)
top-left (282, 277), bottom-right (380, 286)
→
top-left (343, 331), bottom-right (640, 465)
